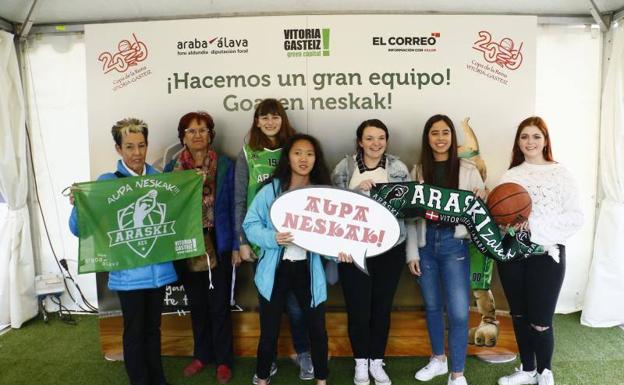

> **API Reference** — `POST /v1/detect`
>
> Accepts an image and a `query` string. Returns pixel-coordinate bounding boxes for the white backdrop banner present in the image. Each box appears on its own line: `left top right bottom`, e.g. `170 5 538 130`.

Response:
85 15 536 184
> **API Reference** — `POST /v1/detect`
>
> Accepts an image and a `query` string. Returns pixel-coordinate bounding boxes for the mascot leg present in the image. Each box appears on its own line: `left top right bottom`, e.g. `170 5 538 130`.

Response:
468 243 499 347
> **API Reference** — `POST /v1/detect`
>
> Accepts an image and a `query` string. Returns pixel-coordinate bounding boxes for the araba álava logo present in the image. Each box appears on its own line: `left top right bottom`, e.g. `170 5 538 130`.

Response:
107 190 176 258
270 187 400 273
176 36 249 56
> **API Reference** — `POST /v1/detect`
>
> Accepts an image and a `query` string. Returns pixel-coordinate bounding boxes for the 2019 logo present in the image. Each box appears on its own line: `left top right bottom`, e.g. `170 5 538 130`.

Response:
98 33 148 74
472 31 523 70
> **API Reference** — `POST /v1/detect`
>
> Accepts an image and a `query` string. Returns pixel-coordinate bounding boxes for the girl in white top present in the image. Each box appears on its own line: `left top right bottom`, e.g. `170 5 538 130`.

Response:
496 116 582 385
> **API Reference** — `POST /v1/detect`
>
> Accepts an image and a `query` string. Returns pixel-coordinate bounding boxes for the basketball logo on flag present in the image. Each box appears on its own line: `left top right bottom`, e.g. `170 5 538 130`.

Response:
107 189 176 258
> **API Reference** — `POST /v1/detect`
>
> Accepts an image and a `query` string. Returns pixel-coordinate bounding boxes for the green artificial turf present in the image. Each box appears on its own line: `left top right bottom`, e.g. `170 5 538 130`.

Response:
1 312 623 385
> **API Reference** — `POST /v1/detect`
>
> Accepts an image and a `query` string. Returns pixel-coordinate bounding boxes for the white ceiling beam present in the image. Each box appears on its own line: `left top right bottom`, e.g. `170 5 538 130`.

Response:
0 17 13 32
26 13 596 35
588 0 611 32
17 0 41 39
614 7 624 22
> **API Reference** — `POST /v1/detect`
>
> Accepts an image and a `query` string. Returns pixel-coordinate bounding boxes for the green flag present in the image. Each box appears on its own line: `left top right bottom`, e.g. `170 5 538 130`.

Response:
371 182 544 262
74 170 205 273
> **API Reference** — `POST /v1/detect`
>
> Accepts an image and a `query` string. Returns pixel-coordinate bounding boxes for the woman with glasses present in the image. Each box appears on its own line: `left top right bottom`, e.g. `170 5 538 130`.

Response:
164 111 238 384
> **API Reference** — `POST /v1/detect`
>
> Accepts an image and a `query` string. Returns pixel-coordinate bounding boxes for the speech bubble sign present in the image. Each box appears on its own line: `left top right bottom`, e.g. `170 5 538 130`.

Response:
269 186 400 273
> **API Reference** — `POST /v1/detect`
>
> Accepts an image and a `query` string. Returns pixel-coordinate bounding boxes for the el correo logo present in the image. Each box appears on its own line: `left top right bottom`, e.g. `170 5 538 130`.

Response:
107 190 176 258
372 32 440 53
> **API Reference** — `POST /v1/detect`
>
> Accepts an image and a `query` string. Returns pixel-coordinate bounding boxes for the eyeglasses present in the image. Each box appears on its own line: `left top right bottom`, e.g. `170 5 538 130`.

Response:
185 128 210 136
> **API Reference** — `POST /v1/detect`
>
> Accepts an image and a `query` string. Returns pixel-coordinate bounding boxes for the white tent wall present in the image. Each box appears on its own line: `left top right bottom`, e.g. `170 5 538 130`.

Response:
23 33 96 311
535 25 602 313
23 21 601 314
582 20 624 327
0 30 38 329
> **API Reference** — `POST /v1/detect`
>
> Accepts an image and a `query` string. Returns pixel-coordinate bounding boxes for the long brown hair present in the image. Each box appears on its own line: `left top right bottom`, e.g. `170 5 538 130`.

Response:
248 98 296 150
509 116 554 168
420 114 459 189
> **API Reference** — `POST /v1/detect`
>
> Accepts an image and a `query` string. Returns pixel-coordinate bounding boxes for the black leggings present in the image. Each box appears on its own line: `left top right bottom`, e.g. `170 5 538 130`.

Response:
178 259 234 367
497 246 566 373
256 260 328 380
117 287 167 385
338 243 405 359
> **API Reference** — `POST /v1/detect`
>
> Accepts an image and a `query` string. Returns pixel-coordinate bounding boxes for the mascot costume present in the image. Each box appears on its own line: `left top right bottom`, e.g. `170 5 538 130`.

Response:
458 118 499 347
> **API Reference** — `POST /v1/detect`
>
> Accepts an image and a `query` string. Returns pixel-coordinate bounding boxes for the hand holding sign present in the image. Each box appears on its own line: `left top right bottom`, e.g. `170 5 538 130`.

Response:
269 186 401 273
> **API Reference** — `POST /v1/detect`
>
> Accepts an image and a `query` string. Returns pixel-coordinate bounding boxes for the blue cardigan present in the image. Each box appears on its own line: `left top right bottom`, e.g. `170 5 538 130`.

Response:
243 179 328 307
163 154 239 257
69 160 177 291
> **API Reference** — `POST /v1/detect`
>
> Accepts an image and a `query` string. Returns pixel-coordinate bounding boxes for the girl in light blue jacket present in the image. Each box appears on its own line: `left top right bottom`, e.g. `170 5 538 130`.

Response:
243 133 332 385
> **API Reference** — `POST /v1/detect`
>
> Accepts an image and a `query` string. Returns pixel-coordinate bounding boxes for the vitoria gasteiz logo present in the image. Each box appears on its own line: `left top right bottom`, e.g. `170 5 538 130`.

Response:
283 28 330 57
98 33 148 74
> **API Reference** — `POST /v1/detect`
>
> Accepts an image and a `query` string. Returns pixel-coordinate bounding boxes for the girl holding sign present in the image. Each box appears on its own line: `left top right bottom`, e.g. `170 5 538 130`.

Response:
496 117 582 385
408 114 485 385
332 119 417 385
243 133 332 385
234 99 315 383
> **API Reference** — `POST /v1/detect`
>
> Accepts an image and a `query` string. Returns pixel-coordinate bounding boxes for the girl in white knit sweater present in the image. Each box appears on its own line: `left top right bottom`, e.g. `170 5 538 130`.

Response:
496 117 582 385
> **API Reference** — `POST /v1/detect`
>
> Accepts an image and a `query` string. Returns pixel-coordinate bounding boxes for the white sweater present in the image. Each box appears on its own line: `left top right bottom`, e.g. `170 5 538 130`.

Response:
499 162 583 256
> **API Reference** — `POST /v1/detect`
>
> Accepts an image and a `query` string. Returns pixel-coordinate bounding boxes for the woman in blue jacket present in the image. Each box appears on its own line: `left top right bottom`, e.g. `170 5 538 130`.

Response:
69 118 177 385
163 111 238 384
243 133 332 385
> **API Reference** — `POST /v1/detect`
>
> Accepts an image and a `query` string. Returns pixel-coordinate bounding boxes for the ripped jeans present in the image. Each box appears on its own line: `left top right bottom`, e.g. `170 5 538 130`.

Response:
418 224 470 373
496 246 566 373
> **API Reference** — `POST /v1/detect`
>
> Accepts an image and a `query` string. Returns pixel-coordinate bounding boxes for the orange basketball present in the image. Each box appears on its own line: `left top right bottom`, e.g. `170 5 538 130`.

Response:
487 183 532 226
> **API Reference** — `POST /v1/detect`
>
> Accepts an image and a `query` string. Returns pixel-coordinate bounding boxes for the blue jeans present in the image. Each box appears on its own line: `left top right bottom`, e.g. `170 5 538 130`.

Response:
418 224 470 373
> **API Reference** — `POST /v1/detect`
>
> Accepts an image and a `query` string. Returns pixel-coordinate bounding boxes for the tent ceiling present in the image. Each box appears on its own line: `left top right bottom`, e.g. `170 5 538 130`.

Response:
1 0 623 25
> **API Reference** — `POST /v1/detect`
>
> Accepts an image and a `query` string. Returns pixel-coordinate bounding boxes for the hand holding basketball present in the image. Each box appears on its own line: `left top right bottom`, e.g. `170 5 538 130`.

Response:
487 183 532 226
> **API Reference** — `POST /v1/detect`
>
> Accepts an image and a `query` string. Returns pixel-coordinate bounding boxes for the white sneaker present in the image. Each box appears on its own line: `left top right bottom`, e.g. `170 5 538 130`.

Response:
537 369 554 385
447 374 468 385
498 365 538 385
369 359 391 385
354 358 370 385
415 356 448 381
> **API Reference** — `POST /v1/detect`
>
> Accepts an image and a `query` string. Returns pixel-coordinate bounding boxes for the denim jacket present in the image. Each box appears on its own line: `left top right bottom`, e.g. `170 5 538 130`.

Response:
331 153 418 258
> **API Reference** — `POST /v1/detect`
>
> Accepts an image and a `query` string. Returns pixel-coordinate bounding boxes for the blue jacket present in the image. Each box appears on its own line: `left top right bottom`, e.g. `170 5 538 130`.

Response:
163 154 238 257
69 160 178 291
243 180 328 307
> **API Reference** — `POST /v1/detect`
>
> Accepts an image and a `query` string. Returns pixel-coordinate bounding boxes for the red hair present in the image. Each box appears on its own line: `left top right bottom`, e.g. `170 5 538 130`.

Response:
177 111 215 145
509 116 554 168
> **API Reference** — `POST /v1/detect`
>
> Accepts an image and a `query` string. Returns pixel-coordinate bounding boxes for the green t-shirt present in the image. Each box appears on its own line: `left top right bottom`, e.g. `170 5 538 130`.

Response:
243 144 282 206
243 144 282 255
